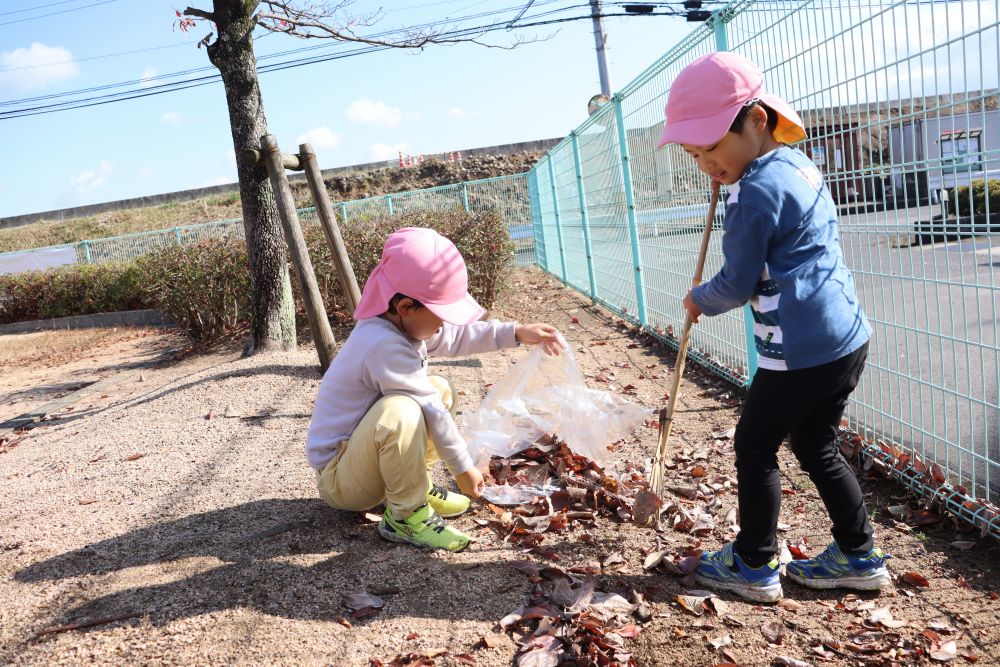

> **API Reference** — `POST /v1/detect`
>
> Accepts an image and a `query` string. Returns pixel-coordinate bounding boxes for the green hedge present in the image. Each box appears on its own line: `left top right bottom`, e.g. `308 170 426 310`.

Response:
0 263 145 324
955 179 1000 218
0 209 515 341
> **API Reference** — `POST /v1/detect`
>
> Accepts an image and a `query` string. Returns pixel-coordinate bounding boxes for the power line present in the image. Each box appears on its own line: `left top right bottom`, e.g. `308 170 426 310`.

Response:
0 1 588 106
0 6 599 120
0 0 95 17
0 0 118 26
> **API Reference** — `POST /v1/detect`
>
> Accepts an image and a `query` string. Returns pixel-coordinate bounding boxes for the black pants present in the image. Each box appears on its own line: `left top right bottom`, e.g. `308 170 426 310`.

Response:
734 342 873 567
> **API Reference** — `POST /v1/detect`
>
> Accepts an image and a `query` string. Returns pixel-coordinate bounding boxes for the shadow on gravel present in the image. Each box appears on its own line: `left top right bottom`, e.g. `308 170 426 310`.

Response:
16 498 527 627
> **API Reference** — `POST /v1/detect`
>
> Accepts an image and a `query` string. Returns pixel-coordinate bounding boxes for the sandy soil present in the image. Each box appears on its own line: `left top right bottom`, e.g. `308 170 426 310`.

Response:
0 328 187 425
1 267 997 666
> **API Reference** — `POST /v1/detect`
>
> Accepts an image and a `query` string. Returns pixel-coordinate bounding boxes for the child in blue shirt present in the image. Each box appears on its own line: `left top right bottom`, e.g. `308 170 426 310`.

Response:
658 52 889 602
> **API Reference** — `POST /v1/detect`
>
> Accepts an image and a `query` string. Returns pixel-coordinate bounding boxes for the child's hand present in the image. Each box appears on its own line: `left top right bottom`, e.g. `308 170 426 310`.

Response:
683 291 702 324
455 467 484 498
515 323 564 356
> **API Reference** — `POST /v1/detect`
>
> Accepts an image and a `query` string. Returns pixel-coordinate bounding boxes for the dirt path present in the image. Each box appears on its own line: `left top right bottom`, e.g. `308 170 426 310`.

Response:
1 267 997 666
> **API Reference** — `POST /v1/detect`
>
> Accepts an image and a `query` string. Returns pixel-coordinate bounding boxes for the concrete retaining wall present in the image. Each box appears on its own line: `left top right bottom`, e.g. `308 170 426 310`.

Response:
0 138 561 230
0 310 175 335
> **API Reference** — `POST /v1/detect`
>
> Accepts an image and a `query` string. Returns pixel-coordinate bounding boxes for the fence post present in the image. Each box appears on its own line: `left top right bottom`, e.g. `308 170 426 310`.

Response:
299 142 363 313
260 134 336 372
712 8 728 50
545 156 569 283
173 227 181 244
570 131 598 301
528 168 547 271
711 7 757 383
386 195 394 216
339 202 348 224
81 240 92 264
613 95 648 326
461 182 470 211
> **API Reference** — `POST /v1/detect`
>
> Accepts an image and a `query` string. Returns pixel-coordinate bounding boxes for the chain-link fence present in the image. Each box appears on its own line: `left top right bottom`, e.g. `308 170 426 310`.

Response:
529 0 999 537
0 172 534 275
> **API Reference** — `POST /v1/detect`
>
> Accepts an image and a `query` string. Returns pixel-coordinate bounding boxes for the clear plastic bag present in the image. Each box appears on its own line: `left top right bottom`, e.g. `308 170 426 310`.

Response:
480 484 561 506
463 334 652 468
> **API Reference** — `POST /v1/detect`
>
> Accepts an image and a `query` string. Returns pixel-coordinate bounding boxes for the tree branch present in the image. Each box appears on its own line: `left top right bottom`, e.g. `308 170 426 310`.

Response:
183 6 215 21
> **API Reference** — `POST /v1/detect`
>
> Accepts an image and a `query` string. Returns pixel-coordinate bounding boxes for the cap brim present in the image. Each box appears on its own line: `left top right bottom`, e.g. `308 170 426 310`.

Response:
657 101 744 148
759 92 807 144
425 292 485 326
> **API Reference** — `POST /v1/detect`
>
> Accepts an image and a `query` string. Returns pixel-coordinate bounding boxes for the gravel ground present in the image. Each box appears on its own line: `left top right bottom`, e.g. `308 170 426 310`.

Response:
1 266 997 666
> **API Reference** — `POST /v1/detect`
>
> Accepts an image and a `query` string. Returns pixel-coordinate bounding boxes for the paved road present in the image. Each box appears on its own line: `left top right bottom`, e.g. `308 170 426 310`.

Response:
540 203 1000 502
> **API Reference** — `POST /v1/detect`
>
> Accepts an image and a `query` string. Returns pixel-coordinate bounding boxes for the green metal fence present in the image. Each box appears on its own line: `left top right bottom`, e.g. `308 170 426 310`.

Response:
529 0 999 538
0 172 534 274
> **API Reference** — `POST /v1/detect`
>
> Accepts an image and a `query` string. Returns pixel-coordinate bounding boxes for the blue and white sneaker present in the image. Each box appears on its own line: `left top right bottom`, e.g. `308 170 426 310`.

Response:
694 541 783 603
785 542 891 591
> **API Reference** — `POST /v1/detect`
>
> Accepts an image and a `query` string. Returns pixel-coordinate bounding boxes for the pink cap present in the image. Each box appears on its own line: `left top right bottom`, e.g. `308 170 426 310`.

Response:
354 227 485 325
657 52 806 148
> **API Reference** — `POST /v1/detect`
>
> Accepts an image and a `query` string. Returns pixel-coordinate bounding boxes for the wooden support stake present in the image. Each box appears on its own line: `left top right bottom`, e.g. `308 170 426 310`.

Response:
260 134 336 372
299 143 362 313
650 182 721 498
243 148 303 171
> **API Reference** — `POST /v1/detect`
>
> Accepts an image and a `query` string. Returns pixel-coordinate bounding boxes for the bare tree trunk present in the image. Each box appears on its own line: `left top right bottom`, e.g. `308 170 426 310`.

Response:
207 0 295 354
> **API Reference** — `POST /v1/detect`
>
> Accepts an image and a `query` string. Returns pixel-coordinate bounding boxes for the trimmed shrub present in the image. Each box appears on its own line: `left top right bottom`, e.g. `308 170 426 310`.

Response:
1 208 515 343
0 263 145 324
136 239 251 341
955 179 1000 218
304 208 514 316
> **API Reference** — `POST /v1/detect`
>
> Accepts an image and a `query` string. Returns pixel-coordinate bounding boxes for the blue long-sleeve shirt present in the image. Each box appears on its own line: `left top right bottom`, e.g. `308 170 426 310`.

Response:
690 146 871 371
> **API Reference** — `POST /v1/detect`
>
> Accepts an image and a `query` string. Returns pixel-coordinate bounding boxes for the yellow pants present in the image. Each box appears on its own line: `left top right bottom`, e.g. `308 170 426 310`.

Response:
317 375 455 520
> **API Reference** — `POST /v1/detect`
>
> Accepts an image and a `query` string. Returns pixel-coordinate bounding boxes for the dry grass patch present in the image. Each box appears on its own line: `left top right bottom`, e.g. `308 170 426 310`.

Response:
0 327 161 368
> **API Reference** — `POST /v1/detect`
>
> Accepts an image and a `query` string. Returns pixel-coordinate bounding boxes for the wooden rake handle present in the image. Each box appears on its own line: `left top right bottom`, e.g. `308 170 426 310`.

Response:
650 181 721 498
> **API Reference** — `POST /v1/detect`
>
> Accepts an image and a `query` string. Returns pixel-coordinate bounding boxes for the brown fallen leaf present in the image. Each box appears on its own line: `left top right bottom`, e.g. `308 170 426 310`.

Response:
929 640 958 662
78 498 97 505
771 658 811 667
350 606 379 619
632 490 663 526
614 624 641 638
479 635 500 649
343 592 385 611
900 571 931 588
405 632 419 640
334 616 352 628
124 453 143 462
761 621 787 645
777 599 803 612
676 594 708 616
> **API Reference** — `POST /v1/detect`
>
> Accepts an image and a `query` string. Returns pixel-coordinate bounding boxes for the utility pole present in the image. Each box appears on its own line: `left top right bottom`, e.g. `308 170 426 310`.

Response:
590 0 612 98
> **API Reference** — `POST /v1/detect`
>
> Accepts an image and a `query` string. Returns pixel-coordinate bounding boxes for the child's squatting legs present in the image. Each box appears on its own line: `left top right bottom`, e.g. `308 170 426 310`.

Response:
316 375 472 551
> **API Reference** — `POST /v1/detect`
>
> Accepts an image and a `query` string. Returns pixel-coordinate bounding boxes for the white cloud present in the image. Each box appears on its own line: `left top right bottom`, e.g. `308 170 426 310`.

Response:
296 126 342 150
369 143 411 161
448 107 479 120
345 98 404 128
139 66 157 88
0 43 79 91
161 111 182 125
70 160 114 194
137 167 154 177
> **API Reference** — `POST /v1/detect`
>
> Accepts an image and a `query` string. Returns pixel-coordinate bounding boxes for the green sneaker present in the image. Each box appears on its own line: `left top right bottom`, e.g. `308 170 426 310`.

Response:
426 476 472 518
377 504 471 552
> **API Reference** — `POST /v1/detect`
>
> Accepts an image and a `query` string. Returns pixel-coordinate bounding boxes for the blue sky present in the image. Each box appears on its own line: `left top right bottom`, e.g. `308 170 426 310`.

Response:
2 1 995 220
0 0 695 218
